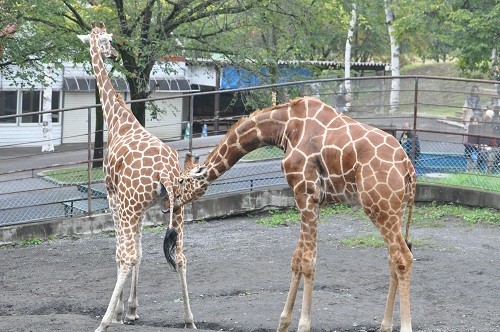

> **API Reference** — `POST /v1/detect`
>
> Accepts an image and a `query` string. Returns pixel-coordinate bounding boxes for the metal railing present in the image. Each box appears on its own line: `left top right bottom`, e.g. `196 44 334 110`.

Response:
1 75 499 227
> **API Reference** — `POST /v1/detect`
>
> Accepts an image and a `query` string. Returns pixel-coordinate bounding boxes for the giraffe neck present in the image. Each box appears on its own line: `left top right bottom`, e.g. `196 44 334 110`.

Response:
204 105 288 182
89 36 122 130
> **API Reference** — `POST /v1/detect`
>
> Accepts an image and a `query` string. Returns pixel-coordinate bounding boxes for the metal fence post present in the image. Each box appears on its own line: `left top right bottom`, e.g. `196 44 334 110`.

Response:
412 77 419 163
87 106 93 215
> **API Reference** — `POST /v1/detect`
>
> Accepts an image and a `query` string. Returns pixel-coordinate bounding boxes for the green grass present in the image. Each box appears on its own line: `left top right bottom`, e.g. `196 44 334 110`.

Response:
42 166 105 184
412 202 499 226
341 234 386 248
241 146 284 161
258 202 498 229
257 204 358 227
419 173 500 193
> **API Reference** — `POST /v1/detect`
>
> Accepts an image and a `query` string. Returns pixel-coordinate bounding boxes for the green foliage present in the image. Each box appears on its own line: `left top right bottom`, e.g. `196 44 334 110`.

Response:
341 234 386 248
241 146 284 161
257 208 299 227
42 166 105 185
412 202 499 226
17 236 42 247
419 173 500 193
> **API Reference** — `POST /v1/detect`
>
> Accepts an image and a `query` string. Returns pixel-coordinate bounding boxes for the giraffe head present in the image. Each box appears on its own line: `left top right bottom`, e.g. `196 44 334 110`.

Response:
77 22 118 58
174 153 211 207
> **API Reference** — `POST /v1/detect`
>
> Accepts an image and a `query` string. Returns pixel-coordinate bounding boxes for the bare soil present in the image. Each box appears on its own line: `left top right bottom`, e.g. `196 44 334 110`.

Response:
0 211 499 332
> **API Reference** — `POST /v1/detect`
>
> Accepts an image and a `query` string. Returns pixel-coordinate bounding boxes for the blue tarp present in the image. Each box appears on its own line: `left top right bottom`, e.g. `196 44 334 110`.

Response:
220 66 312 89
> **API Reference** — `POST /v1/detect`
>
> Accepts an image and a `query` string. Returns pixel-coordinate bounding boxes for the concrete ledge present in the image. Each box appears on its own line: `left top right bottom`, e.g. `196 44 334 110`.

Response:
0 184 498 245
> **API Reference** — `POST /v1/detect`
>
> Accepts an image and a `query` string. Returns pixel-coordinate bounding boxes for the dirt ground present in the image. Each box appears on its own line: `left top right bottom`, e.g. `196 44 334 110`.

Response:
0 211 499 332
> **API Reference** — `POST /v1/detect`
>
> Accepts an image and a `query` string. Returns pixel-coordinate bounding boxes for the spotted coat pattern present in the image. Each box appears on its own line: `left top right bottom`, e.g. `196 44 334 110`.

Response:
179 97 416 332
81 23 195 332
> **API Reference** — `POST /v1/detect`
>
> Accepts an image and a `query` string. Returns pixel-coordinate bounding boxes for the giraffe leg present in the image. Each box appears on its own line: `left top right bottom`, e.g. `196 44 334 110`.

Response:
170 205 196 329
95 264 131 332
380 259 398 332
278 190 319 332
278 253 301 332
381 235 413 332
126 265 140 321
111 267 124 323
127 219 143 321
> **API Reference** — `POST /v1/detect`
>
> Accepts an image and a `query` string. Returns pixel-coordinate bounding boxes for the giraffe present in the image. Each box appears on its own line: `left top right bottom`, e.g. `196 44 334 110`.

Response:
77 23 196 332
172 96 416 332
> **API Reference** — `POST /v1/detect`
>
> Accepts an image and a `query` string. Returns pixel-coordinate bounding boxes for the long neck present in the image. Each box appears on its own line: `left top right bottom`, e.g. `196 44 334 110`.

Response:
204 106 288 182
89 37 118 127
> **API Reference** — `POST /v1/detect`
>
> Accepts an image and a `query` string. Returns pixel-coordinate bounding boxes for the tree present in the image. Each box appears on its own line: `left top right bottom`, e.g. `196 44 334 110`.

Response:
0 0 261 125
384 0 400 113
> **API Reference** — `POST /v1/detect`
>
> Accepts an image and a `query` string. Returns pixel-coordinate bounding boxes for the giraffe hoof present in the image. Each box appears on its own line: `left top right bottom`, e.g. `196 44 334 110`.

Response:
125 313 139 321
184 322 197 329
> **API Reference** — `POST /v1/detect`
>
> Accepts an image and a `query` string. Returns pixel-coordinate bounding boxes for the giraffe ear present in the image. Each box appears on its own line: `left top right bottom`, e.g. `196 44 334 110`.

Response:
190 165 208 179
77 35 90 43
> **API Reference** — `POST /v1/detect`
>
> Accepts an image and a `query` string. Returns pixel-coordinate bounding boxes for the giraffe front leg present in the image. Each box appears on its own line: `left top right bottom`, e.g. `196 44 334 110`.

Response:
297 247 316 332
277 265 301 332
95 265 131 332
170 205 196 329
176 251 196 328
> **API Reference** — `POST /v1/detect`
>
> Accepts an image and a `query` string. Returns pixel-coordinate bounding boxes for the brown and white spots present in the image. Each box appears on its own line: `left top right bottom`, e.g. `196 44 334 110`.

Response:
177 96 416 332
78 22 195 332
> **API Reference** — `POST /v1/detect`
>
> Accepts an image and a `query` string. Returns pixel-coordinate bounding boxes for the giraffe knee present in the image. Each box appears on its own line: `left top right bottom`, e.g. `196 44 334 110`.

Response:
391 250 413 275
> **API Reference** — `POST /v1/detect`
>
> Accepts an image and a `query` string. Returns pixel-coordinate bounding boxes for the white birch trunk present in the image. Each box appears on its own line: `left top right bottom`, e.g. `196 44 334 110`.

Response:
344 3 357 112
384 0 400 114
41 64 54 152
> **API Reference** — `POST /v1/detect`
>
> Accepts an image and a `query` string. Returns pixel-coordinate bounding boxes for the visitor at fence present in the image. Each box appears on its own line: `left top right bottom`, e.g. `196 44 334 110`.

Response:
398 122 421 162
481 110 499 173
334 82 350 113
462 85 482 129
463 117 481 171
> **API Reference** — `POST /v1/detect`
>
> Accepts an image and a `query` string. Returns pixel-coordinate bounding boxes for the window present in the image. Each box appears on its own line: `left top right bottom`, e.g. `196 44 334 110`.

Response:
0 91 18 123
21 91 41 123
0 91 61 124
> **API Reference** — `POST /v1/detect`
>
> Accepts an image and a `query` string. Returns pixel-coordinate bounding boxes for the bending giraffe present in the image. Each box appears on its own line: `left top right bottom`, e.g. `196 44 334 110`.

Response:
77 23 195 332
171 97 416 332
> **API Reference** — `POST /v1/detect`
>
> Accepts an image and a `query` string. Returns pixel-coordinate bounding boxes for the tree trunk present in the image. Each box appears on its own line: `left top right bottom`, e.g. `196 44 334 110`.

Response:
344 2 357 112
384 0 400 114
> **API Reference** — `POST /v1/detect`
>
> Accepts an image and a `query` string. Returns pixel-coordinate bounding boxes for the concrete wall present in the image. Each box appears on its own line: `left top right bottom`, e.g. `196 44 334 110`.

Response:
0 184 498 245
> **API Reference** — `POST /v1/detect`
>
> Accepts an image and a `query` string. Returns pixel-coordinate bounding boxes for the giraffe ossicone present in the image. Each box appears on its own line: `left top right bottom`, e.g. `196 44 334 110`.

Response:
176 97 416 332
78 23 196 332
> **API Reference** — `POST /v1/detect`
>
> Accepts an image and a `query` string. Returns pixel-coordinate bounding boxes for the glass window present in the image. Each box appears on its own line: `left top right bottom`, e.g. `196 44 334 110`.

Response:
50 91 60 123
0 91 17 123
21 91 41 123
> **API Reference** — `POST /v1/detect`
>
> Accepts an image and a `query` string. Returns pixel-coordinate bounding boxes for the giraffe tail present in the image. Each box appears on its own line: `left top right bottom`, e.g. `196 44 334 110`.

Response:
404 161 417 252
160 180 178 270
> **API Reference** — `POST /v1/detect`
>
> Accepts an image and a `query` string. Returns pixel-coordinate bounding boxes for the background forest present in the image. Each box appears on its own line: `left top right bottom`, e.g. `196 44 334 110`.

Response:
1 0 499 123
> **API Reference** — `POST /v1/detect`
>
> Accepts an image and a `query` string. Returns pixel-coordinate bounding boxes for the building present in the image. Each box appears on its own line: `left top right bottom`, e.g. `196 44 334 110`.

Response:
0 60 209 147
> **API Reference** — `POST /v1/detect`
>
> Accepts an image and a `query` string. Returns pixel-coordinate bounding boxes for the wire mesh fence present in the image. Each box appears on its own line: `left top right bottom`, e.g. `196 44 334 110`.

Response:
1 76 499 228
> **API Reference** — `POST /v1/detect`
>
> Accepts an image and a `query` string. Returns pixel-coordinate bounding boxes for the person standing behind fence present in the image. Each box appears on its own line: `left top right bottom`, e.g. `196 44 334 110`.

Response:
480 109 499 172
399 122 421 162
463 116 481 171
334 82 350 113
462 85 482 129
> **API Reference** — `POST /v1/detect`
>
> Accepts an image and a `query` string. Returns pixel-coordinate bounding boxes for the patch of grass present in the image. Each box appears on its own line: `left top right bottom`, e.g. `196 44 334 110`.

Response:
257 204 361 227
341 234 386 248
241 146 284 161
143 225 165 234
17 236 42 247
412 202 499 226
419 173 500 193
42 166 105 184
257 208 299 227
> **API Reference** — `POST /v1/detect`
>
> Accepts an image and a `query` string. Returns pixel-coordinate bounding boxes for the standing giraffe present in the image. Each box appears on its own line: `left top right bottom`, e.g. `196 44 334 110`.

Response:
172 97 416 332
77 23 196 332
